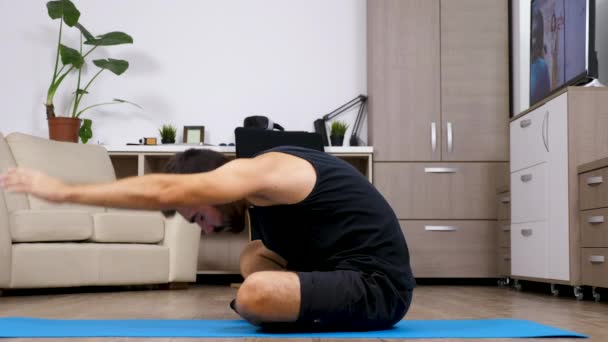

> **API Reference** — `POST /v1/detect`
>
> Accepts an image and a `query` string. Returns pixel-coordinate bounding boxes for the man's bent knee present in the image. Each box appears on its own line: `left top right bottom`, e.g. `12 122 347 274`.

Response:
235 271 300 325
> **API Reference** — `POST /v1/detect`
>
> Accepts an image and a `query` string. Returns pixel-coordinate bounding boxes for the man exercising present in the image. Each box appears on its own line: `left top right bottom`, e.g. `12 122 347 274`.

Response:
0 146 415 331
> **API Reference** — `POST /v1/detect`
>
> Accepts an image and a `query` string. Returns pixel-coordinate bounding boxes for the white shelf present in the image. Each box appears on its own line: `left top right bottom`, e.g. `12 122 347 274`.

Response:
103 145 373 155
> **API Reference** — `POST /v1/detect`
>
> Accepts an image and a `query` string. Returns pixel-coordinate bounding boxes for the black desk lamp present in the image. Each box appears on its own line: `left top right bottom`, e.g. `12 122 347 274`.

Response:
314 95 368 146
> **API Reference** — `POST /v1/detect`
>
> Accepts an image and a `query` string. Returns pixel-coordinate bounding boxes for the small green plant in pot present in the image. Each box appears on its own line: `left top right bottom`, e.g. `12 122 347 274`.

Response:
159 124 177 144
330 120 349 146
45 0 138 143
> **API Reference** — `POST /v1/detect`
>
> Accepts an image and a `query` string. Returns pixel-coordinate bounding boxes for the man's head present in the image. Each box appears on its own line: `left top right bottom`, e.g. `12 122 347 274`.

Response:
162 149 247 234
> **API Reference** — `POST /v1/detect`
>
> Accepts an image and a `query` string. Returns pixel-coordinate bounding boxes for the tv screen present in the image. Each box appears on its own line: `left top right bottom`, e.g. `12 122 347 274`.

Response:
530 0 588 105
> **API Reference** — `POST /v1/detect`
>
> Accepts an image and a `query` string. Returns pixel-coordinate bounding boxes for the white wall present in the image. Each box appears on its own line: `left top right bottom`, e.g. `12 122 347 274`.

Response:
512 0 531 115
0 0 367 146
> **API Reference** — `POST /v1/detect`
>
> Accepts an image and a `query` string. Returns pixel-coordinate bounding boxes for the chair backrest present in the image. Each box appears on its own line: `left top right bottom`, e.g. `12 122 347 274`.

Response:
234 127 324 158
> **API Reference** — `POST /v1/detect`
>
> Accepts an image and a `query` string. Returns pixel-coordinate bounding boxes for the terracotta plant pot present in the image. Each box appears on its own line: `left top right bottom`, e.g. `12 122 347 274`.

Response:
330 135 344 146
48 117 82 143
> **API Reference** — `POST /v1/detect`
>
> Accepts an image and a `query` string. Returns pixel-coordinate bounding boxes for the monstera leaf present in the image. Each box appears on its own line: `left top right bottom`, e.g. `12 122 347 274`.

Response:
79 119 93 144
85 32 133 46
74 23 95 41
47 0 80 27
59 44 84 68
93 59 129 75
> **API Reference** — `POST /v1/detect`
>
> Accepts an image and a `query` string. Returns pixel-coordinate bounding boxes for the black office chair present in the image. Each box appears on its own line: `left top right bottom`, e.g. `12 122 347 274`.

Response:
234 127 325 240
234 127 324 158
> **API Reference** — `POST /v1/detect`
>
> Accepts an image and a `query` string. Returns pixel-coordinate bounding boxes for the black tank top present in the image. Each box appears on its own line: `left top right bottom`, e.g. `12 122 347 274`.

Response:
249 146 416 291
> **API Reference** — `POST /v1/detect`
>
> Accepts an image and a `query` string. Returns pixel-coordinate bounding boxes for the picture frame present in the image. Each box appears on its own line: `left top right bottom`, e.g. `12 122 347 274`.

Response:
183 126 205 144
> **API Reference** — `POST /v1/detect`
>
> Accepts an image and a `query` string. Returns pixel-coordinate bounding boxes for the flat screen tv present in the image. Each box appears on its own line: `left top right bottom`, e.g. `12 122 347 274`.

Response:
529 0 607 106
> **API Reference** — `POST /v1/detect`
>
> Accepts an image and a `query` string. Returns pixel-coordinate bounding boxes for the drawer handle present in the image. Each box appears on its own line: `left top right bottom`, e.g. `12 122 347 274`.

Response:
587 216 605 224
431 122 437 153
447 122 454 153
521 174 533 182
587 176 603 185
424 167 458 174
521 228 533 237
500 196 511 204
520 119 532 128
425 225 459 232
502 225 511 232
503 255 511 261
589 255 605 264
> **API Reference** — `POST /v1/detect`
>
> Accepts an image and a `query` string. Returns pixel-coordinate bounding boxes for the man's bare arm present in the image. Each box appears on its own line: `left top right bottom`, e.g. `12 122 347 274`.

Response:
0 151 316 210
0 158 271 210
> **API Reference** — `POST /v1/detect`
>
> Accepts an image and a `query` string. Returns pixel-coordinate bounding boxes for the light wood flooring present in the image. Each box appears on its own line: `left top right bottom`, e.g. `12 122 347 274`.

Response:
1 284 607 341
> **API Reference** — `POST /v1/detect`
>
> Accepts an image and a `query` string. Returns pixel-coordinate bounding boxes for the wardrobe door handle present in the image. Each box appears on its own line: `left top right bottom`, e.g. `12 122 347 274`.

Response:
425 167 458 173
447 122 453 153
501 225 511 232
541 111 549 152
521 229 533 237
587 176 603 185
589 255 605 264
521 174 533 182
431 122 437 153
520 119 532 128
587 216 605 224
500 196 510 204
544 111 549 152
425 225 459 232
503 255 511 261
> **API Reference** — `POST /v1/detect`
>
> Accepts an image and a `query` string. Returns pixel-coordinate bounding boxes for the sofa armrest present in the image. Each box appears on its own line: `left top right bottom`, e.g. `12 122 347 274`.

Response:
162 215 200 282
0 191 12 287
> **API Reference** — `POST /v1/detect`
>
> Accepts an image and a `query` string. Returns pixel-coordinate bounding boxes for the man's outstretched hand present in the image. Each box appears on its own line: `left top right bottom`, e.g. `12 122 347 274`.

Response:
0 168 68 203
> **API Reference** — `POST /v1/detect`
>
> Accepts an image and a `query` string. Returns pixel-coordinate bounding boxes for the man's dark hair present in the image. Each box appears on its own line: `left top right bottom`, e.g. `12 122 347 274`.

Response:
164 149 229 175
161 149 247 233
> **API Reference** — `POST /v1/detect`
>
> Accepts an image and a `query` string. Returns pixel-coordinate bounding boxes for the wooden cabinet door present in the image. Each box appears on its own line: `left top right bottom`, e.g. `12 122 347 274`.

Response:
440 0 509 161
368 0 441 161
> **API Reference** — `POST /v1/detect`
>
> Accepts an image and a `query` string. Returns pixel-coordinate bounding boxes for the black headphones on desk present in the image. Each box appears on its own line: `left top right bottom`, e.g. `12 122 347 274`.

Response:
243 116 285 131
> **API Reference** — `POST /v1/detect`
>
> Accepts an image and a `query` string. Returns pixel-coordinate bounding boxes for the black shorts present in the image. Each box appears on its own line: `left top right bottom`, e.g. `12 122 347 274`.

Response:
293 269 413 331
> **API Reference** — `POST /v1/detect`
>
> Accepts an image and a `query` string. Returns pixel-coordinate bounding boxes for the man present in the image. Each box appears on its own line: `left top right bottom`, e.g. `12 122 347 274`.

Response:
530 7 551 104
0 146 415 331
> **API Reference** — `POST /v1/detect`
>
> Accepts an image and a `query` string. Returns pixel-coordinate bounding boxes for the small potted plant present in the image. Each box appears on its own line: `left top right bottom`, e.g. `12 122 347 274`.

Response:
159 124 177 144
330 120 349 146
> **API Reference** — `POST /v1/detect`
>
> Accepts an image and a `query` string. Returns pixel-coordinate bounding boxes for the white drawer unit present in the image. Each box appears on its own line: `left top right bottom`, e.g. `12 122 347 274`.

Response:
510 90 571 283
511 221 548 279
511 163 548 224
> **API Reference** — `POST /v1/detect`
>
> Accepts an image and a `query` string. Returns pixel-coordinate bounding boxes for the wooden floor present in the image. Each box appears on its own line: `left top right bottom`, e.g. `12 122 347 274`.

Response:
1 284 607 341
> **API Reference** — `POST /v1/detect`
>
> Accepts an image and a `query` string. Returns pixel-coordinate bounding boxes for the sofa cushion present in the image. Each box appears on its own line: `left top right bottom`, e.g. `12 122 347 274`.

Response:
10 210 93 242
11 243 170 288
6 132 115 211
91 211 164 243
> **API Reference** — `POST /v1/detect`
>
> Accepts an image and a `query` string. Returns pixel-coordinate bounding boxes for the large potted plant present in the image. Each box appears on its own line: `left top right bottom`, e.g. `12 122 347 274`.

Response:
45 0 136 143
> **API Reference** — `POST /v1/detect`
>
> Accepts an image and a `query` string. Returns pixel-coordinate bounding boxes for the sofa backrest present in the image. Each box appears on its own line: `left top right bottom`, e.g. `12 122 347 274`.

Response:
0 132 29 212
6 132 117 211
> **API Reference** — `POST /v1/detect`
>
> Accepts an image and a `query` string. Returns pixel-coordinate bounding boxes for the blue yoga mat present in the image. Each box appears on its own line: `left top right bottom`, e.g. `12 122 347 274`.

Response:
0 317 587 339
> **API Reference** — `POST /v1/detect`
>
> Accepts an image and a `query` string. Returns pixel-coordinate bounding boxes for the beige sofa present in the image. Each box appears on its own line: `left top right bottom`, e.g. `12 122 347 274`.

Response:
0 132 200 291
